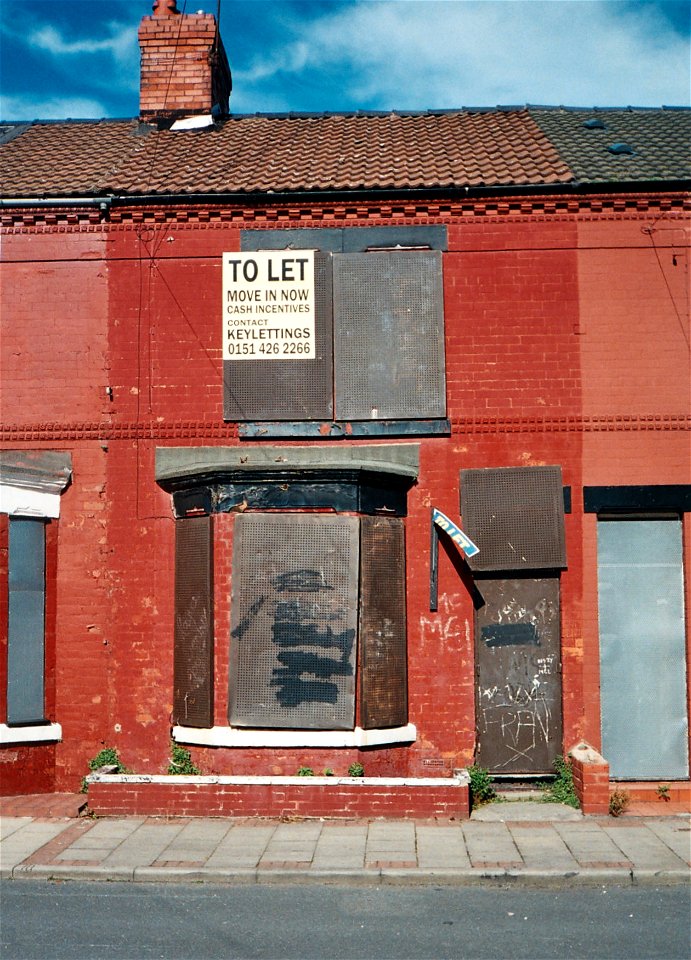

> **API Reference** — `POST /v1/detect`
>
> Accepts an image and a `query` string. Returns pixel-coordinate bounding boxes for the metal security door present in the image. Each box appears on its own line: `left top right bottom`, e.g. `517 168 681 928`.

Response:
598 518 689 779
475 578 562 774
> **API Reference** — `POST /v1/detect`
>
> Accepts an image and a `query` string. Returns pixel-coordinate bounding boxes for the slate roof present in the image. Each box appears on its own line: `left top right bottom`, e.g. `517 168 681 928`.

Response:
0 107 688 199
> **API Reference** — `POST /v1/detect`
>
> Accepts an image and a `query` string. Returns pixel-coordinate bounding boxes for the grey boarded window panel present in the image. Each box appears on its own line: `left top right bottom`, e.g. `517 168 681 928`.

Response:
7 518 46 725
359 516 407 729
173 516 214 728
598 518 689 779
460 466 567 572
223 252 333 421
229 513 359 730
333 251 446 420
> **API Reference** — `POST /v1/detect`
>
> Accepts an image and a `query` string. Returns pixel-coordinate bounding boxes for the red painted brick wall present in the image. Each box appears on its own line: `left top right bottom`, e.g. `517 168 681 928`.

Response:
1 201 689 798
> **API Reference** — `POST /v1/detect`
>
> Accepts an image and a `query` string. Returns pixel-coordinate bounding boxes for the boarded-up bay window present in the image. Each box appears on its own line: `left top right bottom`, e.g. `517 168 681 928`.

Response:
173 512 407 731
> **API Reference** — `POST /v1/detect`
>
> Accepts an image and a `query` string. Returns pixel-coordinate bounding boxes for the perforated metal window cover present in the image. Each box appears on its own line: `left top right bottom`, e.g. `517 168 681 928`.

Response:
229 513 359 730
460 466 567 571
333 250 446 421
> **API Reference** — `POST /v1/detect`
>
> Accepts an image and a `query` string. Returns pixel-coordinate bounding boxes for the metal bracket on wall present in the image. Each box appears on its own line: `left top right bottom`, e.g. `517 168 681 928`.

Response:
430 507 439 612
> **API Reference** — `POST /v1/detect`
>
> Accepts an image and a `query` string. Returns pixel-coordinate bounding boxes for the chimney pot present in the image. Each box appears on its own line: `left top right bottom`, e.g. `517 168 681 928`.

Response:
152 0 180 16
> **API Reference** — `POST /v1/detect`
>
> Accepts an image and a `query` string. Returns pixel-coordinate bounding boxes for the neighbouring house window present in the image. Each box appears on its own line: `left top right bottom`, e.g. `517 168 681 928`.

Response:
0 450 70 743
223 228 446 424
7 518 47 725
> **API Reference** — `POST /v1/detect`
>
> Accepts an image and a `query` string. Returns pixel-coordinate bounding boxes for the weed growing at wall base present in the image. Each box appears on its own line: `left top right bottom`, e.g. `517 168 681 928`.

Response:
467 765 497 807
168 743 201 775
609 788 631 817
81 746 129 793
542 755 580 808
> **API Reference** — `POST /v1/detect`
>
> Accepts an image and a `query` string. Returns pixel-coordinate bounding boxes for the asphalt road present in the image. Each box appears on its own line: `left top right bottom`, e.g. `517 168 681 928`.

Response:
1 881 689 960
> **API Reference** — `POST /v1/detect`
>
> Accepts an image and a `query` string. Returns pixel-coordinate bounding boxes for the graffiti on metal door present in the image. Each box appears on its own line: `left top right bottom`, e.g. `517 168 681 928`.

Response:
475 579 562 774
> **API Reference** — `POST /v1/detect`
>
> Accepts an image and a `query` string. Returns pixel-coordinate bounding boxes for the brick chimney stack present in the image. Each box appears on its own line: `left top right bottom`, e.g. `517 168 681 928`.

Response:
139 0 231 121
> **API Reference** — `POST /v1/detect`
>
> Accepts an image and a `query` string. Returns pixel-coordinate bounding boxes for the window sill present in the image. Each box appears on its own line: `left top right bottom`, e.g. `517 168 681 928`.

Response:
238 420 451 439
0 722 62 745
173 723 416 749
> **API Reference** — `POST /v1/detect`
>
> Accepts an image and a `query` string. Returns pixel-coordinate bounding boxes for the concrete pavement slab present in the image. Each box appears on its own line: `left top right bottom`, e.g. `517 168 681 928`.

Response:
0 820 74 875
312 825 367 869
552 821 632 867
471 801 582 822
602 823 689 871
644 819 691 864
50 818 145 862
462 821 522 867
365 820 417 863
416 825 471 869
0 817 32 840
156 819 232 861
100 821 186 868
205 825 274 868
507 825 579 871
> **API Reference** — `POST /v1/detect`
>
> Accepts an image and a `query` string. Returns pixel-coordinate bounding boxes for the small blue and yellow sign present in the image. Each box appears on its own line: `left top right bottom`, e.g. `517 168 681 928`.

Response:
432 508 480 558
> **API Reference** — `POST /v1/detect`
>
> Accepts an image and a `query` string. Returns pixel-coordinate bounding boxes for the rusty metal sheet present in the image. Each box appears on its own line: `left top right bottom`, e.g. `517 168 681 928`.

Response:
173 516 214 728
333 250 446 420
223 252 333 421
229 514 359 729
460 466 567 571
359 516 407 729
475 578 562 774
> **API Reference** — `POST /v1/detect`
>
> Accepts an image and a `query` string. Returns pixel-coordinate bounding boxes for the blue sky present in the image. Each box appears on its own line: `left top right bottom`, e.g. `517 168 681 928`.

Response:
1 0 689 120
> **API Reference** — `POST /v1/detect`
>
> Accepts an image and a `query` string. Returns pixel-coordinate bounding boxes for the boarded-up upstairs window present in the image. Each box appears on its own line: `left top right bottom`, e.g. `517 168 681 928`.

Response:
459 466 567 572
227 513 407 731
223 249 445 422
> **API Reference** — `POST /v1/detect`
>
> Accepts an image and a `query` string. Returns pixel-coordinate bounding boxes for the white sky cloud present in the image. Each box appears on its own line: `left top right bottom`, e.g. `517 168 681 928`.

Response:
0 94 110 121
1 0 688 120
232 0 691 110
28 21 138 64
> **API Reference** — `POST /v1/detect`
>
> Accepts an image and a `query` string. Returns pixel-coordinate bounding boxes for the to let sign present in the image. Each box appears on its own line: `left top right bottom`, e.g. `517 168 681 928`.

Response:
222 251 316 360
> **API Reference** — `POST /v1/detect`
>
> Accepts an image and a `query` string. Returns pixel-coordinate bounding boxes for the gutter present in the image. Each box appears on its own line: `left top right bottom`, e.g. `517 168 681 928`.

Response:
102 180 690 205
1 179 688 209
0 197 112 210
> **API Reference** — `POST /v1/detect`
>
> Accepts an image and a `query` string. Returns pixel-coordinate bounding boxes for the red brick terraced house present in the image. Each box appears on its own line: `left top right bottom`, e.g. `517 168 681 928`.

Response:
1 0 689 818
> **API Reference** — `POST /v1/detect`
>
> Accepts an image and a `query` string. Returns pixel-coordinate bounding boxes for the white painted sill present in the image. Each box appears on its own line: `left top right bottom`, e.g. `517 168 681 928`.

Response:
86 771 468 788
0 722 62 745
172 723 417 749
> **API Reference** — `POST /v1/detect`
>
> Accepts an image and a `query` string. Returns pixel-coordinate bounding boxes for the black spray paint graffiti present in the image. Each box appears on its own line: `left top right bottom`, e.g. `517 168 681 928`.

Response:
270 570 354 708
231 568 354 709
